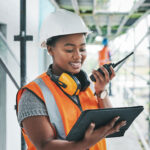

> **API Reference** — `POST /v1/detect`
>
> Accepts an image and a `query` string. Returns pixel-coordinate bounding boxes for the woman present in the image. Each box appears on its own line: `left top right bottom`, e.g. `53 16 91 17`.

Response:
16 9 126 150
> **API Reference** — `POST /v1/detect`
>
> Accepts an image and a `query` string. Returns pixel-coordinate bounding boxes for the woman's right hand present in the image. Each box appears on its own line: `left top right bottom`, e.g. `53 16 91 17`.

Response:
82 116 126 149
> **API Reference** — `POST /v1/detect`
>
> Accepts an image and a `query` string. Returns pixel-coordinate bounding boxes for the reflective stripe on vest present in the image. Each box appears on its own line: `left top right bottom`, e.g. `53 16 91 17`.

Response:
34 78 66 139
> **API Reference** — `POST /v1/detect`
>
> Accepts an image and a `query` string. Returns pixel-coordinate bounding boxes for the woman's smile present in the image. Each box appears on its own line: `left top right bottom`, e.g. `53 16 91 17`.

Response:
69 62 81 69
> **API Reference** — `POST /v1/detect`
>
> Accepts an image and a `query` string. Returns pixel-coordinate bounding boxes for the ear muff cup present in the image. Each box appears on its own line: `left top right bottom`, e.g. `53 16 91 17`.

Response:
74 70 90 91
58 73 81 96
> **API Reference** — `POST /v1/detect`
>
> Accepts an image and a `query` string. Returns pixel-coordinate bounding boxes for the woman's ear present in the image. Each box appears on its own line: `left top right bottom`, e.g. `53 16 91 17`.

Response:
47 45 53 56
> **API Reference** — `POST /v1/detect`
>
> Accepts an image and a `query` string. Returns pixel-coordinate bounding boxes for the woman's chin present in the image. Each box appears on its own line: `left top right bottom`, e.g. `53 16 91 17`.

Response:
70 69 81 75
66 65 82 74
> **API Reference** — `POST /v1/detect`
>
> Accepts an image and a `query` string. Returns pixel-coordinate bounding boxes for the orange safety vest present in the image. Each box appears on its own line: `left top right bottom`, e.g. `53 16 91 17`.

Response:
16 72 106 150
98 46 110 66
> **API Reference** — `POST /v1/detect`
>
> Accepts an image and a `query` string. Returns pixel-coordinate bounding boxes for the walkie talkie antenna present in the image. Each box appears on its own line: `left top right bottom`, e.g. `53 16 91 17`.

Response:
90 51 134 81
113 51 134 68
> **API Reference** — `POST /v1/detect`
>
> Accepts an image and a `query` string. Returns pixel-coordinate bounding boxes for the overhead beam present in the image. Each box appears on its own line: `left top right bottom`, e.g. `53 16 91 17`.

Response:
93 15 102 35
80 12 128 17
110 10 150 41
92 0 102 35
95 12 128 16
93 0 97 14
116 0 145 36
71 0 80 15
132 10 150 28
107 16 111 37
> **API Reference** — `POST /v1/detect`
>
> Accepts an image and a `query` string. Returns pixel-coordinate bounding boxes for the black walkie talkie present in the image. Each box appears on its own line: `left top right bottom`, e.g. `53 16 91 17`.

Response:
90 51 134 82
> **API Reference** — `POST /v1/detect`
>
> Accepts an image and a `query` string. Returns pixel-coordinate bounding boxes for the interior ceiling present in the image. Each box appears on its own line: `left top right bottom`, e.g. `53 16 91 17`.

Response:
49 0 150 44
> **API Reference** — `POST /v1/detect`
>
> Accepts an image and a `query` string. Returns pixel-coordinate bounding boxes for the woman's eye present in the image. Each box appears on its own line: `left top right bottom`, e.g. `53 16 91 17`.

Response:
65 50 73 53
80 49 86 52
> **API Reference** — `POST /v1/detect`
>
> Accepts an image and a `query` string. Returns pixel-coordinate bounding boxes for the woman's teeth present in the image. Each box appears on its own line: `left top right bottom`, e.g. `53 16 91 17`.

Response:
70 62 81 68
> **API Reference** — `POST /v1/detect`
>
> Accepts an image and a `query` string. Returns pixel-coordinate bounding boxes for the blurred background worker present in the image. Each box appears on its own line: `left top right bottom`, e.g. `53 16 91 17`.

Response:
98 38 111 67
16 9 126 150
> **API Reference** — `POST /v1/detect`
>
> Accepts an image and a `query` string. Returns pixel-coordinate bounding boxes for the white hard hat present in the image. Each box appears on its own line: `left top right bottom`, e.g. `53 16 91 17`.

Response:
39 9 91 48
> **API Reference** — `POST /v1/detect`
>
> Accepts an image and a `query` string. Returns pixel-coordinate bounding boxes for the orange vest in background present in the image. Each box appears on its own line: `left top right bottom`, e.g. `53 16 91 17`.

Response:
16 73 106 150
98 46 110 66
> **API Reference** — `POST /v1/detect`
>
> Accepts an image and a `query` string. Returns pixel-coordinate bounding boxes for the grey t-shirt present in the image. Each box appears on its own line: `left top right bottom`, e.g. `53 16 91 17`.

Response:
18 89 79 127
18 90 49 126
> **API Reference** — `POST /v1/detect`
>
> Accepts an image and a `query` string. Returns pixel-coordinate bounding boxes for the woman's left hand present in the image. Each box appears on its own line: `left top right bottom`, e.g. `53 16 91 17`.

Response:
92 66 115 95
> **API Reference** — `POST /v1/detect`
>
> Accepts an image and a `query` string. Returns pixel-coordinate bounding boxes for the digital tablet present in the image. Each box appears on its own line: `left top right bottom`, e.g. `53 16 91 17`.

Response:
66 106 144 141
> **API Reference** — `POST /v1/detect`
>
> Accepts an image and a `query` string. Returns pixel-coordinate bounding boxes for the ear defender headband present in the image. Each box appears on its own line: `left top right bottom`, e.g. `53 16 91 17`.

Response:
47 65 90 96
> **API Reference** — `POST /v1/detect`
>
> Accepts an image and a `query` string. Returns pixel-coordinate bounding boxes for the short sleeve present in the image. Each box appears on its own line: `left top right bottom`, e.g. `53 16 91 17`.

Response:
18 89 48 127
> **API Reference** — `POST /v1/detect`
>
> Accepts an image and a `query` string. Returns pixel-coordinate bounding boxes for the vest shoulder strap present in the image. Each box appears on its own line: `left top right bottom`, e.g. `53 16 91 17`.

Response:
33 77 66 139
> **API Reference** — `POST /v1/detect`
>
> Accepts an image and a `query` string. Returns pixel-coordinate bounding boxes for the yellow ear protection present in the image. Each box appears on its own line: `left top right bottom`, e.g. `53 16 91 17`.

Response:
47 65 90 96
58 72 81 95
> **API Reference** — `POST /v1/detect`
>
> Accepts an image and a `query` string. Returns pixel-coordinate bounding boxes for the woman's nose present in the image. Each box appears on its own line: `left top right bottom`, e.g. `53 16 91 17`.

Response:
73 49 81 60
